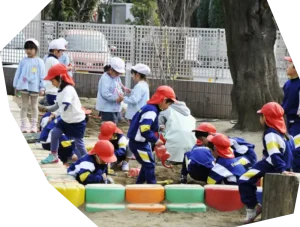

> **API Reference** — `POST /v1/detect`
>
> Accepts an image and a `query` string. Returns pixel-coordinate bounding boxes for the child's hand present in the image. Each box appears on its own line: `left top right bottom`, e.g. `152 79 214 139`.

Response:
39 90 45 96
116 95 124 103
159 125 166 131
124 87 131 93
282 171 295 176
155 139 164 146
48 113 55 122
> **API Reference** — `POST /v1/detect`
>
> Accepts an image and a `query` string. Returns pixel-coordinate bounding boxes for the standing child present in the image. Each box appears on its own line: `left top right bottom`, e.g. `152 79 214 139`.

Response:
238 102 294 224
206 133 252 185
13 38 45 133
41 64 88 164
98 121 130 171
127 86 177 184
281 56 300 172
124 63 150 123
44 39 66 105
57 38 73 77
67 140 115 185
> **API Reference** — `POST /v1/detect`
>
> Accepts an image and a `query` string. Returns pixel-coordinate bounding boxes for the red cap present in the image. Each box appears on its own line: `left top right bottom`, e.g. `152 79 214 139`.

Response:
207 133 234 159
193 123 217 134
88 140 117 163
257 102 286 134
44 64 75 86
98 121 123 140
284 56 292 62
147 86 177 105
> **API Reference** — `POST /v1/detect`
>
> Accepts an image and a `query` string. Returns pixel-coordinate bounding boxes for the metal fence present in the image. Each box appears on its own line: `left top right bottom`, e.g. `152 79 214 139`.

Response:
0 20 289 85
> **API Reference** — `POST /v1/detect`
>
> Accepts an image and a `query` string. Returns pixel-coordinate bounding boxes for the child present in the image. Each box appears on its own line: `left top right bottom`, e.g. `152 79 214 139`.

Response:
127 85 177 184
180 144 215 184
96 57 126 124
39 112 77 165
193 123 257 165
13 38 46 133
41 64 88 164
44 39 67 106
281 57 300 172
238 102 294 224
206 133 252 185
124 63 150 123
98 121 130 171
67 140 115 185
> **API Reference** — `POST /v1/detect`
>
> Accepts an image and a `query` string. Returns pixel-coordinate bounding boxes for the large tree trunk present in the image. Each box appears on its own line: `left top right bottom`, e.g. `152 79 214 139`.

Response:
262 173 299 220
223 0 283 131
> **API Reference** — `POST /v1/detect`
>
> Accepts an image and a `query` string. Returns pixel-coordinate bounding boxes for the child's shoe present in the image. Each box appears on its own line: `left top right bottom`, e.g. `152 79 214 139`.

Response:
243 204 262 224
41 153 59 164
180 175 187 184
122 161 129 172
30 119 38 133
21 120 29 133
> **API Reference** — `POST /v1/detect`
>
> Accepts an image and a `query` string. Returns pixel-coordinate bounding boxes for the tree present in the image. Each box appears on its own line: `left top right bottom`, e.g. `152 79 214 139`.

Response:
223 0 282 131
128 0 160 26
97 0 113 23
156 0 201 27
68 0 98 22
208 0 225 28
192 0 210 28
51 0 65 21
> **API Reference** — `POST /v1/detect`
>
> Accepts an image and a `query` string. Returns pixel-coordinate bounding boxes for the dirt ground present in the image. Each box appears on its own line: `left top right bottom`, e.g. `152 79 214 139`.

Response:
15 96 264 227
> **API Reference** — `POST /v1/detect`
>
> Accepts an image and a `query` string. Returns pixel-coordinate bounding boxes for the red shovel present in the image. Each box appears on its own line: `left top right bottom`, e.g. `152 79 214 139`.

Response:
154 145 173 169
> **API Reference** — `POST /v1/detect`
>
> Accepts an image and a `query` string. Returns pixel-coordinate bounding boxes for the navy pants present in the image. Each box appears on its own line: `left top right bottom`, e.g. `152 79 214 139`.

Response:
129 140 156 184
181 152 211 182
238 159 277 209
287 119 300 172
46 94 56 106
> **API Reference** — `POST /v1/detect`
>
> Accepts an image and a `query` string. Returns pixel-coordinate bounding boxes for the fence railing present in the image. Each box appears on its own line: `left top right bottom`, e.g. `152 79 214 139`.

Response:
0 20 289 85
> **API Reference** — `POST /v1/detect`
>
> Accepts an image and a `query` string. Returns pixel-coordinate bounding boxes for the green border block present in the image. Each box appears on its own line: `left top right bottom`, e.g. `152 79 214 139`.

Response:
86 184 125 204
166 203 207 213
165 184 205 203
86 203 126 212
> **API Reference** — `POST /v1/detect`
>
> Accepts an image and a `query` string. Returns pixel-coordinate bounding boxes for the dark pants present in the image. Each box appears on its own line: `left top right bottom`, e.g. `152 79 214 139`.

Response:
181 152 211 182
129 140 156 184
46 94 57 106
287 119 300 172
99 111 120 124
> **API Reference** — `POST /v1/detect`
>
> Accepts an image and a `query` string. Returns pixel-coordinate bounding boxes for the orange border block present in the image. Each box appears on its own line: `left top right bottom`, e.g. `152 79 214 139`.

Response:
127 204 166 213
125 185 165 204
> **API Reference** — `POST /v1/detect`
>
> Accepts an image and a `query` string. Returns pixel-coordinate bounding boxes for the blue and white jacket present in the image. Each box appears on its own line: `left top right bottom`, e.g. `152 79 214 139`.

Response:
110 133 128 161
185 145 215 169
229 137 257 165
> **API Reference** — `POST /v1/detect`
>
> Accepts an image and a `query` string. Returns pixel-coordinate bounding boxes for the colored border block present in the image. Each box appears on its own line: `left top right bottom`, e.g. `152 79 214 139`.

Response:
166 203 207 213
125 185 165 204
204 185 244 212
127 204 166 213
86 184 125 204
51 183 85 207
86 204 126 212
165 184 204 203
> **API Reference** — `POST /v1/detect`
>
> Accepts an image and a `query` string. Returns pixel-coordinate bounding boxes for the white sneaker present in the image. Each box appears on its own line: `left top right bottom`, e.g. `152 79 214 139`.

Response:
122 161 129 172
244 204 262 224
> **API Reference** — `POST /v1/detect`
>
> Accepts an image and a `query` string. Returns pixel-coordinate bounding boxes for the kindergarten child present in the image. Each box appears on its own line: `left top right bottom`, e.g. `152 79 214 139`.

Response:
281 56 300 172
180 143 215 184
67 140 115 185
124 63 150 123
98 121 130 171
206 133 252 185
238 102 294 224
13 38 46 133
41 64 88 164
44 39 67 105
127 85 177 184
192 123 217 146
39 112 77 165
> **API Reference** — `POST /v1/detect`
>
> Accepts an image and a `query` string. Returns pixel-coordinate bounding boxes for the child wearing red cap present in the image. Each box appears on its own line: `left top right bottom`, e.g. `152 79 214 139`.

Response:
67 140 116 185
206 133 251 186
282 56 300 172
127 85 177 184
238 102 294 224
98 121 130 171
193 123 257 165
41 64 88 164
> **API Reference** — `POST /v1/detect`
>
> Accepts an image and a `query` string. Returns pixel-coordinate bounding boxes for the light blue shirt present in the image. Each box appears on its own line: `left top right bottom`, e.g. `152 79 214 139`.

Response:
96 72 124 113
13 57 46 92
124 81 149 120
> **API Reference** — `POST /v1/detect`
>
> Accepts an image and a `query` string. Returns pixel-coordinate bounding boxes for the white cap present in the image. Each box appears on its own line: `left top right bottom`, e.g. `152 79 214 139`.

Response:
132 63 151 76
48 39 67 51
110 57 125 74
58 37 68 46
25 38 39 48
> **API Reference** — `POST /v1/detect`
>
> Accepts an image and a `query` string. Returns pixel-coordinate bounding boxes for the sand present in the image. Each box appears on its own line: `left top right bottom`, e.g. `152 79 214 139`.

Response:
15 97 264 226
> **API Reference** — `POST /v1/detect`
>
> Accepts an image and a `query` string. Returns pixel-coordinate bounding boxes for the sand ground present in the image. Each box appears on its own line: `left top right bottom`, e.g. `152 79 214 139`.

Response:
14 96 264 227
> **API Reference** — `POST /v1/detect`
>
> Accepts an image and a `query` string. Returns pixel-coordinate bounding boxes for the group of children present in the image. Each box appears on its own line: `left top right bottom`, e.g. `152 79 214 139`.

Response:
13 36 300 224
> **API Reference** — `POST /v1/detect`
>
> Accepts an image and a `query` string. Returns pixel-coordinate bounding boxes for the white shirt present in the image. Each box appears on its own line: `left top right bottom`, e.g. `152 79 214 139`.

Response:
54 85 86 123
44 56 59 95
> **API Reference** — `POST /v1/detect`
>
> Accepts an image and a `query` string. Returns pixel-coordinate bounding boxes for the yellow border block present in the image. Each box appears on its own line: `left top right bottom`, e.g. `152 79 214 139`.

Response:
51 183 85 207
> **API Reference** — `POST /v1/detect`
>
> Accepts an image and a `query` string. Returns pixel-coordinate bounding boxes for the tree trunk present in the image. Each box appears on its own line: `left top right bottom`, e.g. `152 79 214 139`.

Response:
262 173 299 220
223 0 283 131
